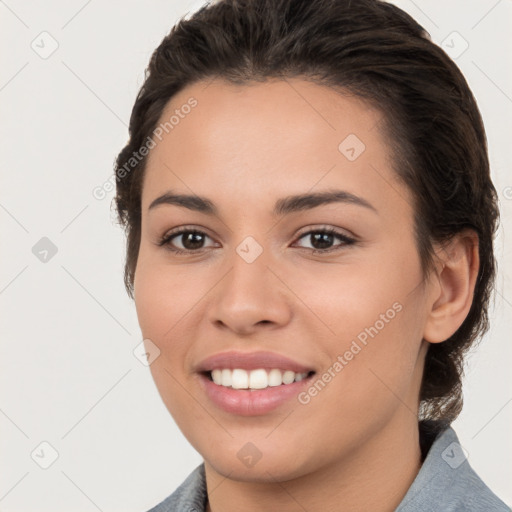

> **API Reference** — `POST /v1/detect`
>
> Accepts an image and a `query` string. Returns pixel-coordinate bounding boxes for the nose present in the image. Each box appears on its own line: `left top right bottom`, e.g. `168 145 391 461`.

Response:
207 247 293 336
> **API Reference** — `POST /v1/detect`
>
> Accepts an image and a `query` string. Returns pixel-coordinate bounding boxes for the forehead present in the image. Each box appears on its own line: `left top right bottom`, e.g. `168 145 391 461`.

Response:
141 78 411 219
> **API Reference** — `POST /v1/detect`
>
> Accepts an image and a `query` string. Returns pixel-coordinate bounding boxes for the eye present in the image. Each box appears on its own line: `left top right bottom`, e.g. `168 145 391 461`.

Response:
293 227 356 254
157 226 356 255
158 227 217 254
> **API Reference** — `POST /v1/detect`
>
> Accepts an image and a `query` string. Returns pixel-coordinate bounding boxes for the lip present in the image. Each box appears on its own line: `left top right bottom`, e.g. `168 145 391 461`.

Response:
194 351 316 416
195 350 315 373
197 372 315 416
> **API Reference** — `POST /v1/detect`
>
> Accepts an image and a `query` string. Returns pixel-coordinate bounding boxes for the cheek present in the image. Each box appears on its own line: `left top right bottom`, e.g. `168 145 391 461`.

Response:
133 254 198 341
284 250 418 340
134 263 200 423
288 246 425 402
133 255 214 408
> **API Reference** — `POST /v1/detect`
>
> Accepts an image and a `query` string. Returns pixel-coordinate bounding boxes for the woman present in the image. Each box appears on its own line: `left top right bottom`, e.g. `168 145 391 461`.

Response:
114 0 509 510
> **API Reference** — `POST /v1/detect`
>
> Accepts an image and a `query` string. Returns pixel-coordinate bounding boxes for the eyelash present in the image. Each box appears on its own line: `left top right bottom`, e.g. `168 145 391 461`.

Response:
157 226 356 255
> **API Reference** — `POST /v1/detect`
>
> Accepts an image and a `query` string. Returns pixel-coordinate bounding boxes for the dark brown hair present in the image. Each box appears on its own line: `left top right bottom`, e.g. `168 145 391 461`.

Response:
114 0 500 423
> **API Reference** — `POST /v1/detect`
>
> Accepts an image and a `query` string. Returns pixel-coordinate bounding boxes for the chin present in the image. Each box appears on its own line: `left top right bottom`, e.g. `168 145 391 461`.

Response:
201 441 316 484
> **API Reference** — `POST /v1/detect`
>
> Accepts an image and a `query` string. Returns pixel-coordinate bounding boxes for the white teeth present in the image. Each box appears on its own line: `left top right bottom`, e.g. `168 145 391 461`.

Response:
211 369 222 385
268 368 282 387
208 369 310 389
231 369 249 389
248 369 268 389
221 368 232 387
282 370 295 385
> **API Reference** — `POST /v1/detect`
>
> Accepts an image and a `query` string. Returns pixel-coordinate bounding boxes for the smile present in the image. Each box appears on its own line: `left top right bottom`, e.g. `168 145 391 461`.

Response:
209 368 313 390
195 350 317 415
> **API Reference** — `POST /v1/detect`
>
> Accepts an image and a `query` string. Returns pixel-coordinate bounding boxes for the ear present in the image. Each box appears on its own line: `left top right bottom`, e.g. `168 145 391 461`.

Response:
423 229 480 343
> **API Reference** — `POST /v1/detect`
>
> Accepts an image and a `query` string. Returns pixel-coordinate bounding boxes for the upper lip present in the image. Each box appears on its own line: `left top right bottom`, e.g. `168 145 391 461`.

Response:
195 351 315 374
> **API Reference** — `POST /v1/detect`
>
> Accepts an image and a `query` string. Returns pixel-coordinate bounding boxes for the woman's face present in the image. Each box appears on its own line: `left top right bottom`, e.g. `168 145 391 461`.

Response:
134 78 433 481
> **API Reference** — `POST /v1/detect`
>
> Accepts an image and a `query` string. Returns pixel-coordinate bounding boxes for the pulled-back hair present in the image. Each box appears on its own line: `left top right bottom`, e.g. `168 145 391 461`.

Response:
114 0 500 423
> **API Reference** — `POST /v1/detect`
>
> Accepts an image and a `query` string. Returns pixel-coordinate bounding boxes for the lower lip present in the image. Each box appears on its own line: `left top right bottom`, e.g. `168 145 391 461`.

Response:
198 373 314 416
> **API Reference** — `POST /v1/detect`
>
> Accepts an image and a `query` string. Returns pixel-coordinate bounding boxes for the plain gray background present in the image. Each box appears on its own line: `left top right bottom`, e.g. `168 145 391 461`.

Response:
1 0 511 510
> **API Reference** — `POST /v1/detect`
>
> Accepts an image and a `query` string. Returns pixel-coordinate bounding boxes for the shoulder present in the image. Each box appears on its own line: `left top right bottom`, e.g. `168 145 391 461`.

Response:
396 425 510 512
145 463 207 512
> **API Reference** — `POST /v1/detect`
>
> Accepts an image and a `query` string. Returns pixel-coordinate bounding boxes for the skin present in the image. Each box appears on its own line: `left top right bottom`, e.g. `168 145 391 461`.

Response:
134 78 479 512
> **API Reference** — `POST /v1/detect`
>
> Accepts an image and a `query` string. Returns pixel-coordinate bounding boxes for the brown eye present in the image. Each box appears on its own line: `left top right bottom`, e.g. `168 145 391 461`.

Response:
294 228 356 254
158 228 216 254
158 226 356 256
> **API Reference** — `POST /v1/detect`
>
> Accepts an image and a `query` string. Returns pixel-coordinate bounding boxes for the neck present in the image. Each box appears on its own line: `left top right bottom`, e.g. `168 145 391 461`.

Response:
204 413 422 512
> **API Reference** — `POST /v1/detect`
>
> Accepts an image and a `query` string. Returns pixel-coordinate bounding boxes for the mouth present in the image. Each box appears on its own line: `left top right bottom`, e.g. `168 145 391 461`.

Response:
202 368 316 391
194 351 317 415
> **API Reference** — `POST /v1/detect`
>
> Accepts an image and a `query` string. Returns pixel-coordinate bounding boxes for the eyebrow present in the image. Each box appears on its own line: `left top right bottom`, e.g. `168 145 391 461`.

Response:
148 189 377 216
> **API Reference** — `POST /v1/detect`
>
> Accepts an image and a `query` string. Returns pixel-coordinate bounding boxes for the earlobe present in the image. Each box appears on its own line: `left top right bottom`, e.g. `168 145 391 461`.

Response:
423 230 480 344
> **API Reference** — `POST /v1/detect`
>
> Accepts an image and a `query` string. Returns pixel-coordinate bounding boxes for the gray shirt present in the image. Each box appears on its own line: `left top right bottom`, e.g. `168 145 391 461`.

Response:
146 425 510 511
